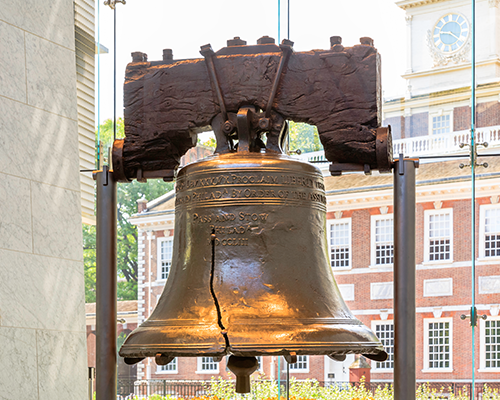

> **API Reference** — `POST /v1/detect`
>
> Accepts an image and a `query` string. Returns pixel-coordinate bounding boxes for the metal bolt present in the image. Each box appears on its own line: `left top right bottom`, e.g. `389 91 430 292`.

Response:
330 36 342 46
258 118 270 130
222 121 234 134
257 36 275 45
360 37 374 46
227 37 247 46
163 49 173 61
131 52 145 62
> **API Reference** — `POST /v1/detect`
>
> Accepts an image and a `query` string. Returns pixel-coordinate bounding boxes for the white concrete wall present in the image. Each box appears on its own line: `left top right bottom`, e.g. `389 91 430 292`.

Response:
0 1 88 398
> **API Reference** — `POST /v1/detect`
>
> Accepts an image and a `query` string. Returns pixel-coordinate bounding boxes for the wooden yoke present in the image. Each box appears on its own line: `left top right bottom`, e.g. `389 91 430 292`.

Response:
113 35 392 182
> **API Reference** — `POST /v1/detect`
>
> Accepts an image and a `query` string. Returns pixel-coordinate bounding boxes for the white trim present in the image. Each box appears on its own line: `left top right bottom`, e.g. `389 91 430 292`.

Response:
423 278 453 297
351 304 495 316
338 284 355 301
283 355 309 373
327 218 352 271
370 282 394 300
424 208 453 264
157 236 173 282
371 320 394 373
326 179 500 212
479 204 500 259
479 315 500 371
196 357 220 374
370 214 394 268
423 317 453 372
479 275 500 294
156 357 178 374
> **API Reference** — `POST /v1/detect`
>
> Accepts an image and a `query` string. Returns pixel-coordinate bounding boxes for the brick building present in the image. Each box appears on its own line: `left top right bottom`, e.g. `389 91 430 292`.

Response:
122 0 500 386
86 301 139 380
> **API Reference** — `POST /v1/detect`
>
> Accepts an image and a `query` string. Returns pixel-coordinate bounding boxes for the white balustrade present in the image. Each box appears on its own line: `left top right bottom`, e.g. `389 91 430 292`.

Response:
291 126 500 166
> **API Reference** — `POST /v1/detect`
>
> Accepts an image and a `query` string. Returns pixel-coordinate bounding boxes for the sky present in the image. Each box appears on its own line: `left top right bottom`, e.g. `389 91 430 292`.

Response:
96 0 407 126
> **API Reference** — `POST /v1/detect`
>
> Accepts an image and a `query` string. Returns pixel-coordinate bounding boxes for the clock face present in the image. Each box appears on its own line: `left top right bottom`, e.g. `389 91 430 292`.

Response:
433 13 469 54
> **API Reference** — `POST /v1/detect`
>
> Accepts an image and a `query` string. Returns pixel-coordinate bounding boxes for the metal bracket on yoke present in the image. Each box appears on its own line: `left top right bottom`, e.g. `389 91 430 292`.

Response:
263 39 294 121
200 44 232 132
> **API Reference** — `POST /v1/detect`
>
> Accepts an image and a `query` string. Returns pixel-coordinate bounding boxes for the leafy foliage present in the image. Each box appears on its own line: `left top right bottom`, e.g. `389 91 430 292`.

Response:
288 122 323 154
83 119 174 302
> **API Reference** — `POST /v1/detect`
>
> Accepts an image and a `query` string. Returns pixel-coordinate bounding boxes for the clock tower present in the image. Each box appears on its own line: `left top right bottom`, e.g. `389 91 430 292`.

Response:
397 0 500 97
383 0 500 146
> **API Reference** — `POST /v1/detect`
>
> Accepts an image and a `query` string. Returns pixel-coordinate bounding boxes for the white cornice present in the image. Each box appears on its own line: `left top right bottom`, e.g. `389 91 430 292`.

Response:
402 59 500 81
383 80 500 113
396 0 448 10
326 175 500 211
129 211 175 229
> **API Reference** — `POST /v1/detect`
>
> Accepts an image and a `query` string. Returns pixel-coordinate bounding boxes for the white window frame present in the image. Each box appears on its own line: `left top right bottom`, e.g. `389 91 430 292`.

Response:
371 320 394 372
429 110 453 136
196 357 220 374
422 317 453 373
256 356 264 372
424 208 453 264
157 237 173 281
283 355 309 373
480 316 500 372
479 204 500 260
156 357 178 374
327 218 352 270
370 214 394 267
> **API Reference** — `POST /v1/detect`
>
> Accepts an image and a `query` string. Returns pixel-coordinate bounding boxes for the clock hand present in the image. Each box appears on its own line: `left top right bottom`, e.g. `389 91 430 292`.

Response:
442 30 460 40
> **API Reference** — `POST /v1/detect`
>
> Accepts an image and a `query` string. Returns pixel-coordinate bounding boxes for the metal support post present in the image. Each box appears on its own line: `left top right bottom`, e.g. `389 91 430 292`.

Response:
394 157 417 400
95 165 117 400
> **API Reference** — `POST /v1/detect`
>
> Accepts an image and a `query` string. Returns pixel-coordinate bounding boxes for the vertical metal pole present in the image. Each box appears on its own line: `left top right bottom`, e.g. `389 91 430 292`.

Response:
470 2 477 398
95 165 117 400
286 362 290 400
394 158 417 400
278 357 281 399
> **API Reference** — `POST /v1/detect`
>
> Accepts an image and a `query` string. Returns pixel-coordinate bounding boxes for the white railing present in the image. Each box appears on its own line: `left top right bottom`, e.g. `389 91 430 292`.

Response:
293 126 500 165
392 126 500 157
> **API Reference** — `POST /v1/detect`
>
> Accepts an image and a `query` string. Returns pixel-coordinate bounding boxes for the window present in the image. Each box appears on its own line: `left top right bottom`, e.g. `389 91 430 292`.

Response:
157 357 177 373
372 321 394 371
285 355 309 372
480 205 500 259
328 219 351 269
424 318 452 371
256 356 263 371
424 209 452 262
371 215 393 266
197 357 219 373
480 317 500 371
432 114 451 135
157 237 173 280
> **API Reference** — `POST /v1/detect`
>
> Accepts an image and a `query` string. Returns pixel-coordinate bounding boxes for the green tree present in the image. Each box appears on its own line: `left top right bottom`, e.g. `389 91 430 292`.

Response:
83 119 173 302
288 122 323 153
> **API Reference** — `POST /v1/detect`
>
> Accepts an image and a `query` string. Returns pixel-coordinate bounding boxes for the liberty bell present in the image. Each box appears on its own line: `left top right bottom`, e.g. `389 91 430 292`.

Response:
116 37 390 393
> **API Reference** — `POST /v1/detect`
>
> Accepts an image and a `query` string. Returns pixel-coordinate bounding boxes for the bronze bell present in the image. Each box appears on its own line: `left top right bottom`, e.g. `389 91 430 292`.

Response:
119 107 388 392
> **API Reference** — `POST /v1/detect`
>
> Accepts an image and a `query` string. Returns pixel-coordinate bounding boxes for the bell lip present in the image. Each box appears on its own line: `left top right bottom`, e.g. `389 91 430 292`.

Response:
119 346 387 360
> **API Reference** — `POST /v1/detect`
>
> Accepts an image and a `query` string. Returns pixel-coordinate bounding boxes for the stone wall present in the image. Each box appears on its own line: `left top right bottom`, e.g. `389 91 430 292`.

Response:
0 1 88 398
